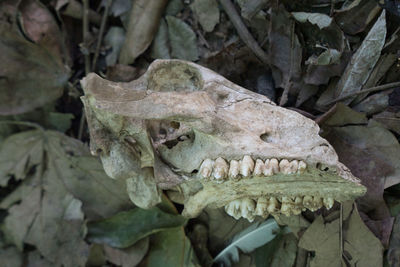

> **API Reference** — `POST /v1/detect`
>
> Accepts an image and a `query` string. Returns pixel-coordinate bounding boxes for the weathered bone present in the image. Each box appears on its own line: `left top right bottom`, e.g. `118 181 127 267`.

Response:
80 59 366 219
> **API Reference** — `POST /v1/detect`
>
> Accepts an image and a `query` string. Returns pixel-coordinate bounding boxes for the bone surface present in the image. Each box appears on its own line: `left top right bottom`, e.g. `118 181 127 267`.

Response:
81 59 366 218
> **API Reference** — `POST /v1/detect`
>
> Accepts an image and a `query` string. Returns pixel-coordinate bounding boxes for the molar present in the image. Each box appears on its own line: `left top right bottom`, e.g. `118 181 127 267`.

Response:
213 157 229 181
228 160 240 179
240 198 256 222
297 161 307 174
279 159 291 174
199 159 214 179
253 159 265 176
303 195 313 210
323 197 334 209
304 196 323 211
281 196 294 216
225 199 242 220
288 160 299 174
255 197 269 217
240 156 254 177
270 158 279 173
267 197 279 213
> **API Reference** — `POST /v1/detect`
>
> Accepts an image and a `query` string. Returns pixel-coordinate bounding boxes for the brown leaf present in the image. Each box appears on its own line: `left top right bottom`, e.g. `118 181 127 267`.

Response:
334 0 381 35
372 109 400 135
19 0 70 65
0 22 69 115
119 0 168 64
268 4 302 105
104 238 149 267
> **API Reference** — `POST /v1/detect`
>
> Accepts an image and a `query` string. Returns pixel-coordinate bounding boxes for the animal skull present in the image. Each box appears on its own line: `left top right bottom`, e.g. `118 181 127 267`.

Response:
81 60 366 221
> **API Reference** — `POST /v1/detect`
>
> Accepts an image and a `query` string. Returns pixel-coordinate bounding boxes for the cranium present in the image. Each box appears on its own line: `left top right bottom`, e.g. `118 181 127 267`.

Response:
81 59 366 221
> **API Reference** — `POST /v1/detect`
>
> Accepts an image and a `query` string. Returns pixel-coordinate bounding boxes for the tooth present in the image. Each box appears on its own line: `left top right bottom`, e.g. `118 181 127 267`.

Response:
281 203 291 216
199 159 214 178
228 160 240 179
255 197 269 217
294 196 303 206
241 198 256 222
288 160 299 174
225 200 242 220
267 197 279 213
213 157 229 181
312 197 323 211
240 156 254 177
303 195 313 210
279 159 290 174
253 159 265 176
263 159 273 176
270 158 279 174
297 161 307 174
323 197 334 210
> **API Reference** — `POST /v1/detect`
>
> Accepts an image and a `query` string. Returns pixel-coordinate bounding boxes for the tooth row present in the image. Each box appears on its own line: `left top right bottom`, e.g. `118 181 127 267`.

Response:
224 196 334 221
199 156 307 181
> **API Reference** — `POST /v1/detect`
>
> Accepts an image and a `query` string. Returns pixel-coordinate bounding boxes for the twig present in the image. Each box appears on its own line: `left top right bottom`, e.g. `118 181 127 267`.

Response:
82 0 91 75
326 81 400 105
92 0 113 71
219 0 269 66
79 0 90 140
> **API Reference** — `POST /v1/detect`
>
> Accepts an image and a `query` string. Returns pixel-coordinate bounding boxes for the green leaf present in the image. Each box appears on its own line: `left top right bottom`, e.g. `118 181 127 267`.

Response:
166 16 199 61
87 207 187 248
150 18 171 59
143 228 198 267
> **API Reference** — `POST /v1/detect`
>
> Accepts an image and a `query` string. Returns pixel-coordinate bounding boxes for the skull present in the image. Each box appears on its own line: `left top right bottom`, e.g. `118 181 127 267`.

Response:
81 60 366 221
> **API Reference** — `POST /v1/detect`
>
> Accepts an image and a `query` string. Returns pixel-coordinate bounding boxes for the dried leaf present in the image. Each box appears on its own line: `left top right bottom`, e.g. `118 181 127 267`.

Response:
19 0 70 65
104 27 125 66
254 233 298 267
87 207 187 248
387 213 400 266
334 10 387 104
0 247 22 267
353 90 392 115
190 0 220 32
268 4 302 90
299 204 383 267
166 16 199 61
103 238 149 267
118 0 168 64
372 110 400 135
0 24 69 115
334 0 381 35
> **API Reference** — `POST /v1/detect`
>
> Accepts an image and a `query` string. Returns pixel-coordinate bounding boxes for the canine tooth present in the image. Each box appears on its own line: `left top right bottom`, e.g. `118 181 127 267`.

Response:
267 197 279 213
213 157 229 181
270 158 279 173
253 159 265 176
323 197 334 210
279 159 291 174
225 200 242 220
288 160 299 174
199 159 214 178
228 160 240 179
240 156 254 177
297 161 307 174
241 198 256 222
255 197 269 217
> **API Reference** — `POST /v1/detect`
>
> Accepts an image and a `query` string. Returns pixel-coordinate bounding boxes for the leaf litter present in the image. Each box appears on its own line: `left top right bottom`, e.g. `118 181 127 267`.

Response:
0 0 400 266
